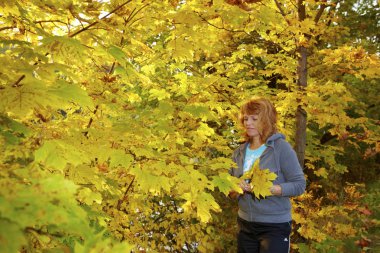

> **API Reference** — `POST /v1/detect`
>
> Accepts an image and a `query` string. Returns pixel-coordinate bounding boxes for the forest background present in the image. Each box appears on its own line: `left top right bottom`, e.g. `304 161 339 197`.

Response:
0 0 379 252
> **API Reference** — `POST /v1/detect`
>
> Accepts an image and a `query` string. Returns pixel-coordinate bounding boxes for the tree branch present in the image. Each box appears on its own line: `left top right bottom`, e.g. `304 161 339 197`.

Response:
210 84 239 109
25 227 63 238
34 20 68 25
117 175 135 210
320 131 337 144
196 13 248 34
11 0 133 87
315 0 342 46
274 0 291 25
125 3 150 26
0 26 16 32
298 0 306 21
109 62 116 74
83 105 99 138
274 0 286 17
12 75 25 87
69 0 133 38
314 0 327 24
128 16 145 28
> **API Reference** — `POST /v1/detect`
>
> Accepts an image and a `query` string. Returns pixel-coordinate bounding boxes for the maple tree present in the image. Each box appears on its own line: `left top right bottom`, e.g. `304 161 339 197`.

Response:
1 0 379 252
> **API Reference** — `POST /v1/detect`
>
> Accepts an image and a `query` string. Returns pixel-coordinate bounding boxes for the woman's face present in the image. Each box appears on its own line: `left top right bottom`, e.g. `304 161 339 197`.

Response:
243 114 261 138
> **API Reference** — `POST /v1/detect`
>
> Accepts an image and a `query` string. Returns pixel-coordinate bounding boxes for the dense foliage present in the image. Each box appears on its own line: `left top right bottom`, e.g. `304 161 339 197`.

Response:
1 0 379 252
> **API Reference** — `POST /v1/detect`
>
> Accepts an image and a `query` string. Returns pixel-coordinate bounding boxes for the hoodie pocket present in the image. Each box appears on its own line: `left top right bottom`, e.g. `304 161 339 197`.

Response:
252 197 291 215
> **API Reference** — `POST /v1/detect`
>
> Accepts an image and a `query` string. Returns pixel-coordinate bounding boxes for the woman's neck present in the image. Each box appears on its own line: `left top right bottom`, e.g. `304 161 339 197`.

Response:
249 137 263 150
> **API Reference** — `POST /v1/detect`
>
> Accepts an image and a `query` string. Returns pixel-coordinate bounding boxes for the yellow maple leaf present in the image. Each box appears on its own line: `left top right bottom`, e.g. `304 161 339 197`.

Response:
182 191 221 223
242 159 277 199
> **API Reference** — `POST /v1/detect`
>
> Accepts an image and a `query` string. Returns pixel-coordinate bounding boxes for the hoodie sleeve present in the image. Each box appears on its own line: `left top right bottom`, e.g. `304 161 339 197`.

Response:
229 147 239 177
278 141 306 197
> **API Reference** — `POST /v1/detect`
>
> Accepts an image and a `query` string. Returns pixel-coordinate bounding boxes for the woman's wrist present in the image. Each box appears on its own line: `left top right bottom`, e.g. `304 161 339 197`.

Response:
270 185 282 196
228 191 240 199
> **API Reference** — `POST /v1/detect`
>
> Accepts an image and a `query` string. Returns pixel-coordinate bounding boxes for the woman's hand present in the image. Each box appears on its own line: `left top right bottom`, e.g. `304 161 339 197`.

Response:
269 185 282 196
239 180 252 192
228 191 240 199
228 180 252 199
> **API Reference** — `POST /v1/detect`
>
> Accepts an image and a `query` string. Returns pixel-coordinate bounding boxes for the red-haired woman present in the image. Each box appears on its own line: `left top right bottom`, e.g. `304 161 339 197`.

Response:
229 97 306 253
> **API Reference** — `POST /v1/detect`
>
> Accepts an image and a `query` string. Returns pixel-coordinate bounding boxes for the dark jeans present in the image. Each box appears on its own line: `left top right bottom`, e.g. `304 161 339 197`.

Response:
237 217 292 253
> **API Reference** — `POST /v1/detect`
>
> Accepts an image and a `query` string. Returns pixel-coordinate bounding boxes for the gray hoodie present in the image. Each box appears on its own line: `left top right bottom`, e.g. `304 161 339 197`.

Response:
231 133 306 223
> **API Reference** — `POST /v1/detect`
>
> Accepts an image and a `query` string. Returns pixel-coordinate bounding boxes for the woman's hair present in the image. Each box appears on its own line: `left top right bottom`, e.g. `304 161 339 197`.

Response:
239 97 278 142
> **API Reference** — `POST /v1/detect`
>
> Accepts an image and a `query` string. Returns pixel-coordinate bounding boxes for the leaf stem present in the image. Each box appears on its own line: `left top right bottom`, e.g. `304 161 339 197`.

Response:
83 105 99 138
117 176 135 210
196 13 249 35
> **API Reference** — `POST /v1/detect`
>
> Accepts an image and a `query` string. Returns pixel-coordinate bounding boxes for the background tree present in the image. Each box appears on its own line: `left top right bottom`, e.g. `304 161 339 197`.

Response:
1 0 379 252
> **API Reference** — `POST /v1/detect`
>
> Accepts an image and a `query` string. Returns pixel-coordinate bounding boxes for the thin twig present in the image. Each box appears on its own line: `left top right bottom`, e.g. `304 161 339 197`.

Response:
0 26 16 32
126 4 150 26
83 105 99 138
25 227 63 238
117 175 135 210
12 75 25 87
128 16 145 28
34 20 67 25
210 83 239 109
69 0 133 38
274 0 286 17
196 13 249 35
125 7 136 24
109 62 116 74
274 0 291 25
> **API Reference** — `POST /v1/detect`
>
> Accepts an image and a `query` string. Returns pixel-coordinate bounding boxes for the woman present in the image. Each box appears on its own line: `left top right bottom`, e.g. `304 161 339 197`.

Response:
229 97 306 253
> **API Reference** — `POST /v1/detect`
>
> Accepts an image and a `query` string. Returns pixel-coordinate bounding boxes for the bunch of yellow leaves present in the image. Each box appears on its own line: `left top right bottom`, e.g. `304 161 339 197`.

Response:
242 159 277 199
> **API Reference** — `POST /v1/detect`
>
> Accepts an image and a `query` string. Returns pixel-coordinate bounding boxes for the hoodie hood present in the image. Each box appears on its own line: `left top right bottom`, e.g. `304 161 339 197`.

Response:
234 132 286 177
265 133 285 147
237 133 285 153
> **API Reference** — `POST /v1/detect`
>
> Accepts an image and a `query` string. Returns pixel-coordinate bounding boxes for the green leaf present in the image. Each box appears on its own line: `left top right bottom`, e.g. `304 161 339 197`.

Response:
34 140 90 170
177 168 214 192
197 122 215 137
130 166 171 194
0 219 25 253
149 88 171 101
183 104 213 120
109 150 134 168
39 36 89 60
77 188 102 205
48 80 93 107
34 142 67 170
212 172 243 196
107 45 128 64
0 115 30 136
182 191 221 223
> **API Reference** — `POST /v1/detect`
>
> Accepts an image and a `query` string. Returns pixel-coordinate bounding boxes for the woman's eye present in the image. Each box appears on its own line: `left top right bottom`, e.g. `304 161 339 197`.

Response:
244 116 258 121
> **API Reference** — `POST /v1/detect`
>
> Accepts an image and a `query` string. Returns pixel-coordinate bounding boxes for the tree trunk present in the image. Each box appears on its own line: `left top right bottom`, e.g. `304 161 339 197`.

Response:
295 0 308 168
295 99 307 167
295 45 307 167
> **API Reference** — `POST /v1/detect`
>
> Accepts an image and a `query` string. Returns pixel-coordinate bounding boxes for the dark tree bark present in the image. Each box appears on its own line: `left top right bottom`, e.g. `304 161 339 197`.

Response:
295 0 308 167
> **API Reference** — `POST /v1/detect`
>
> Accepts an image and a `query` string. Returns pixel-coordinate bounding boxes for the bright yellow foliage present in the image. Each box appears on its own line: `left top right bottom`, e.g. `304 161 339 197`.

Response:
243 159 277 199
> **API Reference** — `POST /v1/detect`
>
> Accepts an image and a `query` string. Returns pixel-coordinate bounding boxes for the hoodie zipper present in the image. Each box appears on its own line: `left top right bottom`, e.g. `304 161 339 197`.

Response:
240 144 254 220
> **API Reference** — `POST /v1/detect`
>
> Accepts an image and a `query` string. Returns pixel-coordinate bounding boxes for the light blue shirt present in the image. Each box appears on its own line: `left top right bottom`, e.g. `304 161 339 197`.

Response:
243 144 266 173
